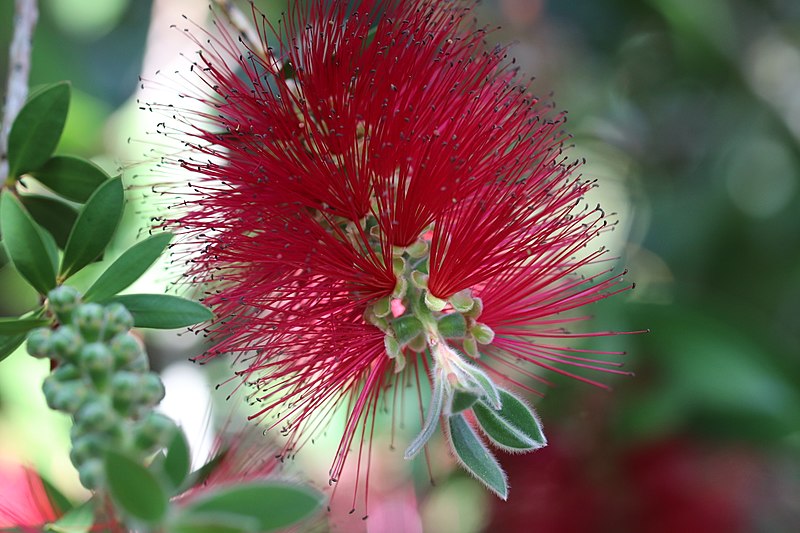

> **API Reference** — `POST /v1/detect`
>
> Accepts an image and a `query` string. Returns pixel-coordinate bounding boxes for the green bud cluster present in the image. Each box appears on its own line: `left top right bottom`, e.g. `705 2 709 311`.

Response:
27 286 176 490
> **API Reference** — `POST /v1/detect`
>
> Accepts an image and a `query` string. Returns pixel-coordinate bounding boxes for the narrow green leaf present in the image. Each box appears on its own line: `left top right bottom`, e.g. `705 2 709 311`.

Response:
460 361 501 409
7 82 70 177
449 389 479 414
447 414 508 500
20 194 78 249
39 475 75 516
84 233 173 302
30 155 109 203
0 191 57 293
0 317 49 335
475 389 546 452
404 374 445 460
107 294 213 329
180 482 324 532
60 177 124 279
163 427 191 493
105 450 168 523
44 500 93 533
168 512 259 533
0 334 26 364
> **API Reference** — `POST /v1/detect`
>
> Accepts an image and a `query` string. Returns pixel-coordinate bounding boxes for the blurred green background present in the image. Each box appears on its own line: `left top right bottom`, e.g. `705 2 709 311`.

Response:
1 0 799 531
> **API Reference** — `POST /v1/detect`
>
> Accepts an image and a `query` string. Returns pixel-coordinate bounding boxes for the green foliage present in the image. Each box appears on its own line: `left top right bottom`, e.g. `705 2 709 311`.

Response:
174 482 324 533
0 316 49 335
105 449 169 523
84 232 173 302
107 294 213 329
472 390 546 452
447 413 507 500
163 428 191 493
0 191 58 293
19 194 79 248
60 176 124 279
6 82 70 178
30 155 109 203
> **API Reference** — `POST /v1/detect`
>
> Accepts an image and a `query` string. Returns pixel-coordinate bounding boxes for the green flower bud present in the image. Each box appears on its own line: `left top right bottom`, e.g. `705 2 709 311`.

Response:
73 303 106 342
26 328 53 359
77 459 104 490
50 326 83 362
47 286 82 323
75 400 118 433
79 343 114 388
108 333 145 370
110 371 140 414
470 323 495 345
51 363 81 382
70 434 105 466
139 374 166 407
134 413 175 452
103 303 134 338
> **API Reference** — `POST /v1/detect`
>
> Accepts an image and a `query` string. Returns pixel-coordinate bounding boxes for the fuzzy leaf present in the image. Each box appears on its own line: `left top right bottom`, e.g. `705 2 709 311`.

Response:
450 389 479 414
19 194 78 248
30 155 109 203
404 374 445 459
84 232 173 302
179 482 324 532
60 176 124 279
105 450 168 523
44 501 93 532
0 191 58 293
163 427 191 493
473 389 546 451
6 82 70 178
448 413 508 500
461 361 501 409
107 294 213 329
0 317 49 335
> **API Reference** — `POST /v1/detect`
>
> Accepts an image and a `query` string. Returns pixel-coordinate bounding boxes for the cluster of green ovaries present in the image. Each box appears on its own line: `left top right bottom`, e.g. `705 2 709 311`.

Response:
358 222 547 499
27 287 175 490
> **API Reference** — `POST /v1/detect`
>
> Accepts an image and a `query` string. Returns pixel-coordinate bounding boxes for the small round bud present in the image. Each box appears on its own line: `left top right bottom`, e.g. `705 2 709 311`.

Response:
26 328 53 359
79 343 114 388
51 363 81 382
77 459 104 490
134 413 175 452
110 371 139 414
103 303 134 337
47 286 82 323
139 374 166 407
73 303 105 341
75 400 117 433
108 333 144 370
49 326 83 362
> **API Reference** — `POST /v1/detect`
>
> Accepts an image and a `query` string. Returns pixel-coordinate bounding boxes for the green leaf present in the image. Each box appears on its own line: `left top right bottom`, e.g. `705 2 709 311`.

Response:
6 82 70 178
0 191 58 293
163 427 191 493
180 482 324 532
450 389 479 414
447 413 508 500
404 374 445 460
84 233 173 302
168 512 259 533
19 194 78 248
60 176 124 279
0 334 26 364
0 317 49 335
30 155 109 203
461 361 501 409
473 389 546 452
44 500 93 533
40 475 75 516
105 450 168 523
106 294 213 329
179 449 227 494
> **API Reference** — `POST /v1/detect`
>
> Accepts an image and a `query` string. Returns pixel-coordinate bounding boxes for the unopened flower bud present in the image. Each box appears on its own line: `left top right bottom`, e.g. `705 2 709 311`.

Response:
73 304 105 342
79 343 114 388
26 328 53 359
103 303 134 338
134 413 176 452
110 371 139 414
108 333 144 370
50 326 83 362
77 459 104 490
139 374 166 406
47 286 82 323
470 323 495 345
75 400 117 433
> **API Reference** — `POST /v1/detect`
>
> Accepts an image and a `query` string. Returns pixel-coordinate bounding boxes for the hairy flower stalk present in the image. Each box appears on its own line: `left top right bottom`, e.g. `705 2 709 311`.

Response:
151 0 635 506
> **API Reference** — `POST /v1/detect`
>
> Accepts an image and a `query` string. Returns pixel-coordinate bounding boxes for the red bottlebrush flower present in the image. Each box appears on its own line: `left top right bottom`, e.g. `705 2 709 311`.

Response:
150 0 634 507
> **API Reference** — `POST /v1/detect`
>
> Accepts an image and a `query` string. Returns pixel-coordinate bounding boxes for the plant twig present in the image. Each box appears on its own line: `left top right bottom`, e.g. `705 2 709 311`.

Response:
1 0 38 183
